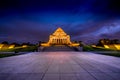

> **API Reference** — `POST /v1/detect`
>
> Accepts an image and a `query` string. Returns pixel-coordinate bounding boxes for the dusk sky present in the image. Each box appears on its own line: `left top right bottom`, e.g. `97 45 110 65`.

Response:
0 0 120 44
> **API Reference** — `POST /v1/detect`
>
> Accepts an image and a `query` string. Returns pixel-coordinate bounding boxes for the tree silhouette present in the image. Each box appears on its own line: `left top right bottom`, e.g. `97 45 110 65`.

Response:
111 39 119 44
78 41 84 46
11 42 20 46
1 41 9 44
96 39 110 46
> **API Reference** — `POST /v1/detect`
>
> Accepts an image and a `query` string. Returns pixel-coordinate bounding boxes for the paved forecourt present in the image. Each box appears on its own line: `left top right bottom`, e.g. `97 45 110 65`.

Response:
0 52 120 80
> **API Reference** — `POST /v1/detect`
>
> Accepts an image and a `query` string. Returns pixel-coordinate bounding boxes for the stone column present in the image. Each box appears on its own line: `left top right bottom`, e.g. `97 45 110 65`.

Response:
57 39 58 44
53 39 54 44
63 39 65 44
60 39 61 44
59 39 60 44
54 39 56 44
59 39 61 44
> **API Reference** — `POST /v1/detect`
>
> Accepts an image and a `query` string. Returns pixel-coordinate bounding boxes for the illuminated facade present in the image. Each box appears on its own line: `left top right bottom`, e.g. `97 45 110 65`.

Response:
41 27 79 46
48 27 71 45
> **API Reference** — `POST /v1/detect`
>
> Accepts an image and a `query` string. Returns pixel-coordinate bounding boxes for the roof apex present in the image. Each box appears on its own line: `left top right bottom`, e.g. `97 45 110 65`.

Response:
53 27 67 35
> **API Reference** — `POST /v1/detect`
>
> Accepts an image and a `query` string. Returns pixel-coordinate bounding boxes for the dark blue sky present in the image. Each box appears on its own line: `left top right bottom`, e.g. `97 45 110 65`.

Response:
0 0 120 44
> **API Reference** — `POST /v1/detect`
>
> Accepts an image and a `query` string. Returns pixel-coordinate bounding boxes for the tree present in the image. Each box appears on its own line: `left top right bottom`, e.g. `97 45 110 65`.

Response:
1 41 9 44
105 39 110 44
38 41 42 46
97 39 104 46
11 42 20 46
111 39 119 44
78 41 84 46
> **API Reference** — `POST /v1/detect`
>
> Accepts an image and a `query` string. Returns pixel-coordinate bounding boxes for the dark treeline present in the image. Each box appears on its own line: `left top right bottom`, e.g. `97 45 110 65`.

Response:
0 41 37 46
97 39 120 46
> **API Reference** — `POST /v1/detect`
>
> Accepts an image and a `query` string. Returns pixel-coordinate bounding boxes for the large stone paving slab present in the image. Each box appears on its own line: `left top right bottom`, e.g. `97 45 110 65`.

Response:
0 52 120 80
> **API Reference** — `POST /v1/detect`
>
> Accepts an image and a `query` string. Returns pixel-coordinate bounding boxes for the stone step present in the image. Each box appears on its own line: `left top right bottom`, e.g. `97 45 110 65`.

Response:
43 46 77 51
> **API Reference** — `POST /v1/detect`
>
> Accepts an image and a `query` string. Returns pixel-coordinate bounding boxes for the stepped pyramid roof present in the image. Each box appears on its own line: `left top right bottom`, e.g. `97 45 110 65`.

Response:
52 27 67 36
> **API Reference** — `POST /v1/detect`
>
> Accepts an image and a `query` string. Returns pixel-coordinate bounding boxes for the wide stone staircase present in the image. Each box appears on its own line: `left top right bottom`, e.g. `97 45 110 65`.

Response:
41 45 78 51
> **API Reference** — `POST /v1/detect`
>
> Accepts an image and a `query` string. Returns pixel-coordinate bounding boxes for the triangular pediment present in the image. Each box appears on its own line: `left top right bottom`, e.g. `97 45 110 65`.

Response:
53 27 67 36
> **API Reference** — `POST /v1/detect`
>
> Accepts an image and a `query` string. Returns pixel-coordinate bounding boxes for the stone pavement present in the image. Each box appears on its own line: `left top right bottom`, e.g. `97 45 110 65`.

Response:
0 52 120 80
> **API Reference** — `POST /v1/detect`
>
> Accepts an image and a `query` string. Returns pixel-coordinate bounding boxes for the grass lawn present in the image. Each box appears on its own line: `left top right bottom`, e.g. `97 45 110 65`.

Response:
83 45 120 57
97 51 120 57
103 53 120 57
15 46 38 52
0 46 38 52
0 53 20 58
83 46 115 51
0 46 38 58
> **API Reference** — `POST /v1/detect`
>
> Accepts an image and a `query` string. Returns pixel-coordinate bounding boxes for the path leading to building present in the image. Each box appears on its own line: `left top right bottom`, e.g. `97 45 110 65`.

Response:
0 52 120 80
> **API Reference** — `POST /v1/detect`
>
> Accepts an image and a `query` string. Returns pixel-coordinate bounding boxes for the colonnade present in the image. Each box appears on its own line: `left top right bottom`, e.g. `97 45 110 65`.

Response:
51 38 68 45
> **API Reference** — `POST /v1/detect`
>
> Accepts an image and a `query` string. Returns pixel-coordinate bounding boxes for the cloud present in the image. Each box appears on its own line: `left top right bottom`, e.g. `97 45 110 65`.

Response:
0 16 120 44
69 19 120 44
0 0 120 44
